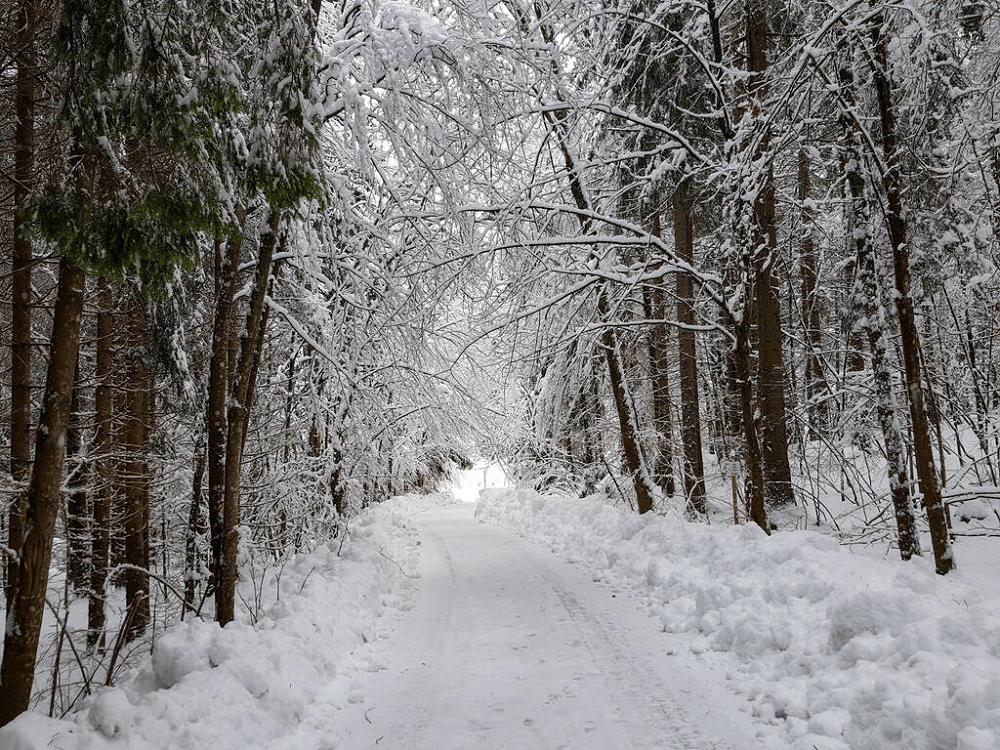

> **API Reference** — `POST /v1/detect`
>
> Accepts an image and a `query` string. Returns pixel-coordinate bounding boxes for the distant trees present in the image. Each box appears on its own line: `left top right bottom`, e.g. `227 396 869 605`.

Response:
462 0 991 573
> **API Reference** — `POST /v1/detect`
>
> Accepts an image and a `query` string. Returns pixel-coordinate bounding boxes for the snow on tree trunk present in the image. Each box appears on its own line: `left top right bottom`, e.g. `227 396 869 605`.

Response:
839 67 922 561
870 15 953 574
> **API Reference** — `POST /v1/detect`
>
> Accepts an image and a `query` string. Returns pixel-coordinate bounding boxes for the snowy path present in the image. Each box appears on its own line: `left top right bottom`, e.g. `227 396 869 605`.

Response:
324 505 774 750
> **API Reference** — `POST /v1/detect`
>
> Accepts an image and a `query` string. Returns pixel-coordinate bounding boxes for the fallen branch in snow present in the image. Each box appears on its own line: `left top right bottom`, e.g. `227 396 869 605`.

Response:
104 596 145 687
337 519 351 557
43 595 93 715
297 566 318 595
378 549 418 579
106 564 189 607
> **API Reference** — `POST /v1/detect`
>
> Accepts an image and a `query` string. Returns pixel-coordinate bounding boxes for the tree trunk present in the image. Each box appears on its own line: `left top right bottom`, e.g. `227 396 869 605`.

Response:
735 321 768 531
109 322 128 574
598 287 657 514
184 439 207 611
122 291 151 640
960 307 995 478
66 360 91 595
746 0 795 509
839 74 922 560
0 258 86 727
7 0 36 605
798 146 827 435
207 235 241 592
645 214 675 497
673 180 707 516
537 70 655 513
282 349 299 464
871 16 953 574
217 214 280 625
88 278 114 649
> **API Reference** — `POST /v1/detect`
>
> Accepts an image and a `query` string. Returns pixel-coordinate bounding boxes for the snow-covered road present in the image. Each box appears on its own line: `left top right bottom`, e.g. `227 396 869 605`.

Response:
7 490 998 750
327 505 772 750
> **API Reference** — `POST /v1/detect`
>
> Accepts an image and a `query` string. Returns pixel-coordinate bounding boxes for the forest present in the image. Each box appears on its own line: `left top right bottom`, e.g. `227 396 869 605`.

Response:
2 0 999 729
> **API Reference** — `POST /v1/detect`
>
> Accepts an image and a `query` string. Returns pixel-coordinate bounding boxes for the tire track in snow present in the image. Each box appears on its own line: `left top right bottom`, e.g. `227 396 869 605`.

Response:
540 571 731 750
323 506 774 750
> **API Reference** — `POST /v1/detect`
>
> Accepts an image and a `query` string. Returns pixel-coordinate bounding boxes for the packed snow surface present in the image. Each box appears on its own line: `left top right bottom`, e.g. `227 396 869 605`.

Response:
4 485 998 750
476 488 1000 750
325 504 771 749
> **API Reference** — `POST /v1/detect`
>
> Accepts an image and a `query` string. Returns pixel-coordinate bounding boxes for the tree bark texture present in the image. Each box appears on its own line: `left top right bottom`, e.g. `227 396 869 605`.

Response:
185 440 207 611
7 0 36 605
122 291 151 639
673 181 708 516
735 321 768 531
0 258 86 726
645 214 676 497
746 0 795 508
88 278 114 649
599 287 657 514
839 76 922 560
66 361 91 595
217 215 280 625
798 147 827 434
109 321 128 573
871 17 953 573
207 235 241 593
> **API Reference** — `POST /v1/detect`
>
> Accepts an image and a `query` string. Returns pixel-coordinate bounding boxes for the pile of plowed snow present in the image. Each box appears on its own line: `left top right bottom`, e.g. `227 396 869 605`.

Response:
0 494 426 750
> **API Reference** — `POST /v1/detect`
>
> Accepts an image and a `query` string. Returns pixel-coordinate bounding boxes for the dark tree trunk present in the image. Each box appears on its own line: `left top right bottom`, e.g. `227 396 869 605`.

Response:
109 323 128 574
283 349 299 464
839 71 922 560
798 147 827 435
0 258 86 726
735 321 768 532
217 215 280 625
88 278 114 649
645 214 676 497
184 440 207 610
66 360 91 595
961 308 994 474
599 287 657 514
673 180 707 516
871 17 953 573
207 235 241 592
7 0 36 605
122 291 151 640
538 73 655 513
746 0 795 509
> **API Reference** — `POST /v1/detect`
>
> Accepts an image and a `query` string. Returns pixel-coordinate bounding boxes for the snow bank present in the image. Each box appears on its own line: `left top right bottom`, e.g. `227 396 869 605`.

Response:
0 495 423 750
476 488 1000 750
